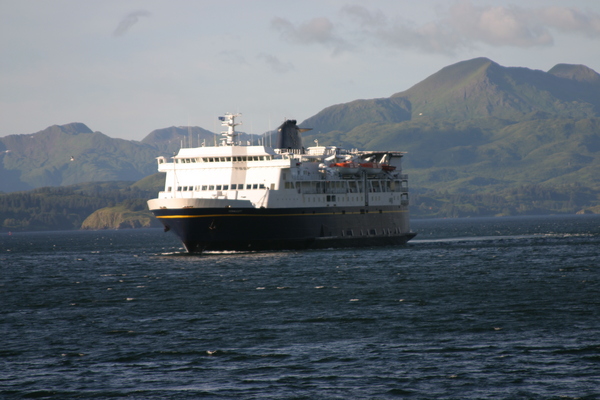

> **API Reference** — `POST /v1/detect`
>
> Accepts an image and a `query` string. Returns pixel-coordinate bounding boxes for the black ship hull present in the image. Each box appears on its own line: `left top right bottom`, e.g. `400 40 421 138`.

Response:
151 205 415 253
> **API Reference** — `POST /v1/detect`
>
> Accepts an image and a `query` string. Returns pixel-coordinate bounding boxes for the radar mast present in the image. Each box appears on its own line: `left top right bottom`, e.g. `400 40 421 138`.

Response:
219 113 242 146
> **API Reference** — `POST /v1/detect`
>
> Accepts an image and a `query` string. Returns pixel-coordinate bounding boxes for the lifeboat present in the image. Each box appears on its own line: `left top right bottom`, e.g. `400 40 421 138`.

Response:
329 160 360 175
359 162 383 175
381 163 396 172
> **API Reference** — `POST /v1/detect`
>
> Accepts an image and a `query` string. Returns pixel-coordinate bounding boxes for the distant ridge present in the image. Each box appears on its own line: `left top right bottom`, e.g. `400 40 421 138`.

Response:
389 57 600 121
548 63 600 84
141 126 217 155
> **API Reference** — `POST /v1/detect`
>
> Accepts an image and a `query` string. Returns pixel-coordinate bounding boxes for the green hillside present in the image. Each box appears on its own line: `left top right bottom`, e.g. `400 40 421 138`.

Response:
0 123 159 192
300 58 600 193
0 124 264 193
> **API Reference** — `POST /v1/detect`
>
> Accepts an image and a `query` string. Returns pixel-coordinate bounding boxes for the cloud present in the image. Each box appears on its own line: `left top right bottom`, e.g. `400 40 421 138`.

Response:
219 50 248 65
337 1 600 55
340 5 386 28
257 53 294 73
340 4 463 54
271 16 352 54
539 6 600 38
113 10 151 37
446 1 553 48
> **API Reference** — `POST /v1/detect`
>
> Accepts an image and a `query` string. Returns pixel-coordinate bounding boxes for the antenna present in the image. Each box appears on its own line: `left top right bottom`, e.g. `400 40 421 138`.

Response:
187 116 192 148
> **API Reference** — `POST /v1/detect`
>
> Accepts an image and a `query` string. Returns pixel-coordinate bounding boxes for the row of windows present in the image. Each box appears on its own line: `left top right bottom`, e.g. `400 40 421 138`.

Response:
306 194 406 203
284 179 408 193
168 183 266 192
175 156 272 164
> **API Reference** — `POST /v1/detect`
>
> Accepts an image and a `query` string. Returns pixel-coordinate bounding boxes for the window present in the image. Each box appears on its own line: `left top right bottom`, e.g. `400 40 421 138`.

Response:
201 185 207 190
183 187 188 191
209 185 215 190
246 184 252 189
177 187 182 191
231 184 237 190
252 184 258 189
167 186 172 192
259 183 265 189
216 185 222 190
223 185 229 190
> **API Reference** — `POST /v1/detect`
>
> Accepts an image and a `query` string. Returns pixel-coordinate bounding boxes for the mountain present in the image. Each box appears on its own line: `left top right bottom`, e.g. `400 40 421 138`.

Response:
0 122 267 193
391 57 600 120
300 58 600 192
0 123 223 193
0 123 161 192
2 57 600 196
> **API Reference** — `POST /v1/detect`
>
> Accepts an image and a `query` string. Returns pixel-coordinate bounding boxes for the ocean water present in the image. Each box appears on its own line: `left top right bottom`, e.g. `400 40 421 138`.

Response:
1 215 599 399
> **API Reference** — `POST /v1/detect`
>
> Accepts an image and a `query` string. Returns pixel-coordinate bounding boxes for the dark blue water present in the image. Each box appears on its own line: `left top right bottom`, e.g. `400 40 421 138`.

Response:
1 215 599 399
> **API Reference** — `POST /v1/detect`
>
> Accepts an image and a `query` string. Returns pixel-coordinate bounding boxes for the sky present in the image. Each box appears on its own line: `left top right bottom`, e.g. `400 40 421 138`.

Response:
1 0 600 141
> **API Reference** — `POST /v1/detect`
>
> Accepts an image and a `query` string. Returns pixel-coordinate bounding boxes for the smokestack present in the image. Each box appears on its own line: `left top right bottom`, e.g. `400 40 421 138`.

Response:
276 119 311 151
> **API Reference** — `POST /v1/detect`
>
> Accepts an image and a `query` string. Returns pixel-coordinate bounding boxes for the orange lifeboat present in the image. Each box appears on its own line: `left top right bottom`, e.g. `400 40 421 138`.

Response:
329 160 360 175
359 162 383 175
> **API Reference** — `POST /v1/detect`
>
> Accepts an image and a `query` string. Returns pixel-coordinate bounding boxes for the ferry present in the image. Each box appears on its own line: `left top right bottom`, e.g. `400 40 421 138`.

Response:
147 113 415 253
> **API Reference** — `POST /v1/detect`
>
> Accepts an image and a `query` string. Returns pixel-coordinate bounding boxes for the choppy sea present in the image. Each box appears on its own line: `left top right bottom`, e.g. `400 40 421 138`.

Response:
1 215 599 399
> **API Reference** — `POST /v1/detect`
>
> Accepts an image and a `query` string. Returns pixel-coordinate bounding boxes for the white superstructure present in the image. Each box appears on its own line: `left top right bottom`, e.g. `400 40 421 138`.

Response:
150 113 409 210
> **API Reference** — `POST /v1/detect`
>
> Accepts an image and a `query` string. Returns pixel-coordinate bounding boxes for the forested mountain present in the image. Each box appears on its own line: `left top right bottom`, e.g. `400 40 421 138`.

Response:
300 58 600 192
0 123 159 192
0 123 261 193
